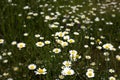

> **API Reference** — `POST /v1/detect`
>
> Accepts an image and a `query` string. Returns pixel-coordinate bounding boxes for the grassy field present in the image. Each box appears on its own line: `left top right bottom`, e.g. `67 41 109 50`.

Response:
0 0 120 80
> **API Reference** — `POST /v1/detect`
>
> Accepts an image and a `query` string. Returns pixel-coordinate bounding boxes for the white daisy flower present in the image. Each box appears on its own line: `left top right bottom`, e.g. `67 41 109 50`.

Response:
35 68 47 75
17 42 26 50
28 64 37 70
61 67 75 76
53 48 61 54
0 39 4 44
36 41 45 47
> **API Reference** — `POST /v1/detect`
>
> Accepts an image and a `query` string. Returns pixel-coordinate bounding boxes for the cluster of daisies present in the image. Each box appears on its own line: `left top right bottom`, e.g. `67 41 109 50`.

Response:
28 64 47 75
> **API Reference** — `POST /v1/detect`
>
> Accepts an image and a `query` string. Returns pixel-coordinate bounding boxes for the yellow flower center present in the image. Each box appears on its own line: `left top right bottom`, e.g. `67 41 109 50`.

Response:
30 66 35 69
19 44 23 48
67 71 72 75
38 69 44 74
88 72 92 76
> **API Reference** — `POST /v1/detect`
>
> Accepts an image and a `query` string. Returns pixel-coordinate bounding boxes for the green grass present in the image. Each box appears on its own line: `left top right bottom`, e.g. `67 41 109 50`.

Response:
0 0 120 80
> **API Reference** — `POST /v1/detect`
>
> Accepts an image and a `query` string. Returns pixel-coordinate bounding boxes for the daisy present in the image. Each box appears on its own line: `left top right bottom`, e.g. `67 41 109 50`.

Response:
0 39 4 44
109 76 116 80
36 41 45 47
17 42 26 50
35 68 47 75
61 67 75 76
67 39 75 43
103 43 114 50
63 61 72 67
69 50 77 55
11 41 17 45
53 48 61 53
45 40 51 44
61 42 68 47
86 71 95 78
28 64 36 70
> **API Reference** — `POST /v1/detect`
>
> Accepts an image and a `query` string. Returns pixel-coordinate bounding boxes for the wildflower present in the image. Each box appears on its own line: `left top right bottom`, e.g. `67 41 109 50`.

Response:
33 13 38 16
45 16 51 20
69 50 77 55
2 53 7 56
11 41 17 45
116 55 120 61
45 40 51 44
109 69 115 73
7 52 12 56
61 67 75 76
13 67 19 71
3 59 8 63
35 34 40 38
85 36 89 39
23 33 29 36
39 37 44 40
56 39 63 44
95 17 100 21
109 76 116 80
36 41 44 47
84 45 89 48
61 42 68 47
90 37 95 40
35 68 47 75
81 15 86 19
103 43 114 50
73 32 79 35
96 46 102 50
23 6 30 9
57 32 65 37
3 72 9 77
17 42 26 50
85 55 91 59
53 48 61 53
49 24 58 28
90 42 95 45
0 39 4 44
103 52 110 56
26 16 32 19
86 71 95 78
63 61 72 67
7 78 13 80
59 75 64 79
67 39 75 43
63 35 70 40
8 0 12 3
28 64 37 70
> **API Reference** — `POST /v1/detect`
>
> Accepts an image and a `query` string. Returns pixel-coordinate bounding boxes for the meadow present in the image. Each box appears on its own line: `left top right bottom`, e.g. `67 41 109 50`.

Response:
0 0 120 80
